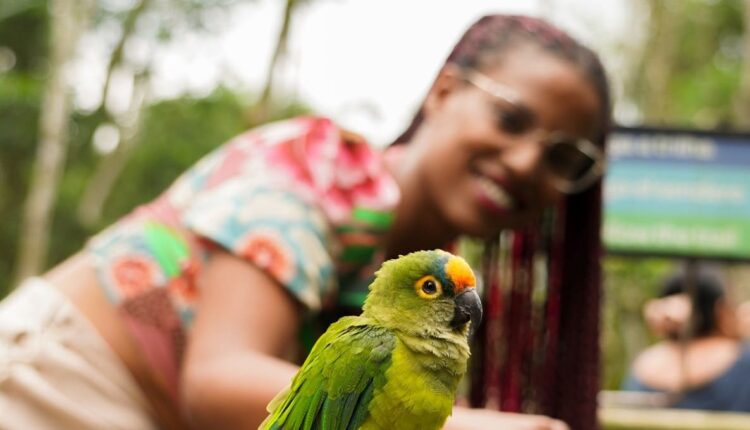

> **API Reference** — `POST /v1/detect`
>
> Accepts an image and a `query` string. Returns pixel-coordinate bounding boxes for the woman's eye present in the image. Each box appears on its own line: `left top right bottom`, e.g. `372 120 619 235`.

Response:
495 106 533 135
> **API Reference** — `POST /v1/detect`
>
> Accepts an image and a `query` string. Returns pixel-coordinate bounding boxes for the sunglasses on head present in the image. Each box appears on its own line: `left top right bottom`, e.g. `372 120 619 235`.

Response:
463 69 606 194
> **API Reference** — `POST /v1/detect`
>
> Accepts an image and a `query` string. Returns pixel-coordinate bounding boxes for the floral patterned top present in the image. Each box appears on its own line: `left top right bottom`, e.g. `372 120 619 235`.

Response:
86 116 400 400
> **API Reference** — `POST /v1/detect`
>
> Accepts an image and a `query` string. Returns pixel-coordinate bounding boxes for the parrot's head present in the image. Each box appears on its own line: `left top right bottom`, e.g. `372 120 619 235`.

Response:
363 249 482 337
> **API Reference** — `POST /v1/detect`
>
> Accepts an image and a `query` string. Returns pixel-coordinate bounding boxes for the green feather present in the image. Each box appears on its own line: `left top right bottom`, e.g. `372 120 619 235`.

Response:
261 319 395 430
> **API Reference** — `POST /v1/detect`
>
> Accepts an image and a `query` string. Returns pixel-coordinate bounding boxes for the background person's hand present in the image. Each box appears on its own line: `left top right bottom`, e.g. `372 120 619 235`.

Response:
643 293 691 339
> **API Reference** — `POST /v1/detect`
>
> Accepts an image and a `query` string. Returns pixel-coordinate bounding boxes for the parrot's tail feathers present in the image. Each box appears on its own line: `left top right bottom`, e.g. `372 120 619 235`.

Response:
259 384 293 430
302 387 327 430
266 384 292 414
347 379 375 430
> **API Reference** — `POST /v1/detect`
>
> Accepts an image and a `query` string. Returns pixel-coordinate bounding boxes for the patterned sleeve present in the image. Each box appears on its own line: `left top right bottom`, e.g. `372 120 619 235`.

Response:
182 175 337 314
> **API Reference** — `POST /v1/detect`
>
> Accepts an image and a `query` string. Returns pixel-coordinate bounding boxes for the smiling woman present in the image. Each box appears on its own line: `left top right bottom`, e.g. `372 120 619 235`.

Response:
387 15 610 430
0 13 609 430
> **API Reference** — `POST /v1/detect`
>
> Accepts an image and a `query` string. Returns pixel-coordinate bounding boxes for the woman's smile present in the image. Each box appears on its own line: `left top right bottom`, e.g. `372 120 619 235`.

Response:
472 173 517 215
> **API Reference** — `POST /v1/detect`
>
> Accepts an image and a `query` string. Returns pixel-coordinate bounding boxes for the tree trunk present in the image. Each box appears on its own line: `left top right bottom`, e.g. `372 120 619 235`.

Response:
13 0 93 285
639 0 678 123
97 0 149 120
249 0 297 124
77 0 152 227
77 72 149 227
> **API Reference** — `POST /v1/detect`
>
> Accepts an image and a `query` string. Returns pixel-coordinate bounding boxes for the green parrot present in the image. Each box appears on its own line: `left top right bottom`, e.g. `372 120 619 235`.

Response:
260 249 482 430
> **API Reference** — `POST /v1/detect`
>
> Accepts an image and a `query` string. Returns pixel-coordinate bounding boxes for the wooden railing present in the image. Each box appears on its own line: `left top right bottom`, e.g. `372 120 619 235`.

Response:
600 406 750 429
598 391 750 429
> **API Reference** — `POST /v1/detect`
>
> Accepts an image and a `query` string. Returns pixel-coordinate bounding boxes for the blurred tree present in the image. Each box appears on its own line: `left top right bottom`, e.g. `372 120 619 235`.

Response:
0 2 47 295
76 0 241 227
0 0 312 297
12 0 248 284
625 0 745 128
14 0 95 285
250 0 315 124
74 0 153 228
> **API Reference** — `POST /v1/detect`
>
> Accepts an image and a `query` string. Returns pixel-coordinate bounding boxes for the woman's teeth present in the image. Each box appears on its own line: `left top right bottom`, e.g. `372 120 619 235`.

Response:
478 176 515 209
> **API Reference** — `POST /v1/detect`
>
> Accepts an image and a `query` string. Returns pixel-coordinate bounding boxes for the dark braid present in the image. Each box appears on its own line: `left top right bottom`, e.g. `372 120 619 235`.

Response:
393 15 611 430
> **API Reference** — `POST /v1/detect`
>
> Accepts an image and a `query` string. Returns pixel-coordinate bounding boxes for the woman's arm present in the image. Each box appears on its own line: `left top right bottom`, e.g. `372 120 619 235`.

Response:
180 250 570 430
446 407 569 430
180 249 301 428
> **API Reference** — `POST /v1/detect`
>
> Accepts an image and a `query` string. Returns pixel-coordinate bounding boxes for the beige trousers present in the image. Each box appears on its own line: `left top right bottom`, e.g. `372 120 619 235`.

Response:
0 278 157 430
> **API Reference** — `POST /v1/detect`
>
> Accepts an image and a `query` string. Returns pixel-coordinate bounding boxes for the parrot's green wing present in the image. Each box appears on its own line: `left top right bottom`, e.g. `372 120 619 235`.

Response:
261 317 396 430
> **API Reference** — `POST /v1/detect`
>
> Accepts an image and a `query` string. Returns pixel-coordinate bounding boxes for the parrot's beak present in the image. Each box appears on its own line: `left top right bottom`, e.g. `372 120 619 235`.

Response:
450 288 482 331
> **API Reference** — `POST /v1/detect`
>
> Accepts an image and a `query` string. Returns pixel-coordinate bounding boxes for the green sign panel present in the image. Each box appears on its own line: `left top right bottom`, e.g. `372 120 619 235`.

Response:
603 128 750 260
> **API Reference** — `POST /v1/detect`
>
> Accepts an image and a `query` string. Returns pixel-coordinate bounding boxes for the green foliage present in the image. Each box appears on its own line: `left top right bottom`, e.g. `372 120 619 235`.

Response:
632 0 746 127
0 4 51 292
0 1 47 73
0 74 44 293
668 0 744 126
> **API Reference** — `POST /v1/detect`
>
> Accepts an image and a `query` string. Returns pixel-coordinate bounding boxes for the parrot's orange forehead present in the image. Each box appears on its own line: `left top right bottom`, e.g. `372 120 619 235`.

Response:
445 256 476 293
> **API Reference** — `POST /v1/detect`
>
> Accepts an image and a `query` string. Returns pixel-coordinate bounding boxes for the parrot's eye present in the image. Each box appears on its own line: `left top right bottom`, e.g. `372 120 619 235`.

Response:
415 275 443 300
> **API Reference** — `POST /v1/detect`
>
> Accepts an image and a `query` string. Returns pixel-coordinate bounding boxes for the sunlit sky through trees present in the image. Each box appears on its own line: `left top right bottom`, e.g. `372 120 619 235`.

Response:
71 0 639 146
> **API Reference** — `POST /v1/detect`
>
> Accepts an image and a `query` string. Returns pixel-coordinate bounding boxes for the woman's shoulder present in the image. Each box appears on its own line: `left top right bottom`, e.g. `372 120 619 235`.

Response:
238 115 400 223
230 115 367 153
165 115 398 218
221 115 383 184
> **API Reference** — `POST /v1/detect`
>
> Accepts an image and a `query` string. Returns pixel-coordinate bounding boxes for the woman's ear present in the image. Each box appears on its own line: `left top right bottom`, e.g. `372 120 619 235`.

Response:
422 65 464 119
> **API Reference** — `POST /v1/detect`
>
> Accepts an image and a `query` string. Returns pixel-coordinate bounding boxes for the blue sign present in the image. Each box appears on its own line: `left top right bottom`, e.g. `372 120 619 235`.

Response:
603 128 750 259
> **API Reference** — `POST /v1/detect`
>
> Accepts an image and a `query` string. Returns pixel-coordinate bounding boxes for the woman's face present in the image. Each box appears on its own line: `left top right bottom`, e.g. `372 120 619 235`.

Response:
411 44 603 238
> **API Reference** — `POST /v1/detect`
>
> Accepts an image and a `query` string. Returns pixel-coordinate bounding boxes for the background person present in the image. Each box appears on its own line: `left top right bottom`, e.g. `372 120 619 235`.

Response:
623 270 750 412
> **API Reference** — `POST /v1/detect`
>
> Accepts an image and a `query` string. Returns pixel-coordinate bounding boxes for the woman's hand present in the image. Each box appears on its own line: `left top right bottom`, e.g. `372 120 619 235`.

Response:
446 407 569 430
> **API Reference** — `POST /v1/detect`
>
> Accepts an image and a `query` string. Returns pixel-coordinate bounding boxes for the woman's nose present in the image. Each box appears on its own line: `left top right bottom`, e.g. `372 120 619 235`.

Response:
500 135 546 180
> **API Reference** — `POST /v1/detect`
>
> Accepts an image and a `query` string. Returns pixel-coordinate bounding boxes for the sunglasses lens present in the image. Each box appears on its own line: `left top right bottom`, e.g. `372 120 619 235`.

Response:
545 139 598 183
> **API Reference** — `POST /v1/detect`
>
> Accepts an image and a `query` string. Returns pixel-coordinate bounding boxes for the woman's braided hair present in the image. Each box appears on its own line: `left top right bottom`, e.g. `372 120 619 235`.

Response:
393 15 611 430
394 15 611 146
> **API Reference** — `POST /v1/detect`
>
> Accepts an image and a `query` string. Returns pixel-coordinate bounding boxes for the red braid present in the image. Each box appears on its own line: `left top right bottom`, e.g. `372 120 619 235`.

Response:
473 183 603 430
547 183 603 429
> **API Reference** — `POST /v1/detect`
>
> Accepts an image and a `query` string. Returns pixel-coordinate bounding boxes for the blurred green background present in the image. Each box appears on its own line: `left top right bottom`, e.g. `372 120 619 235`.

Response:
1 0 750 398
